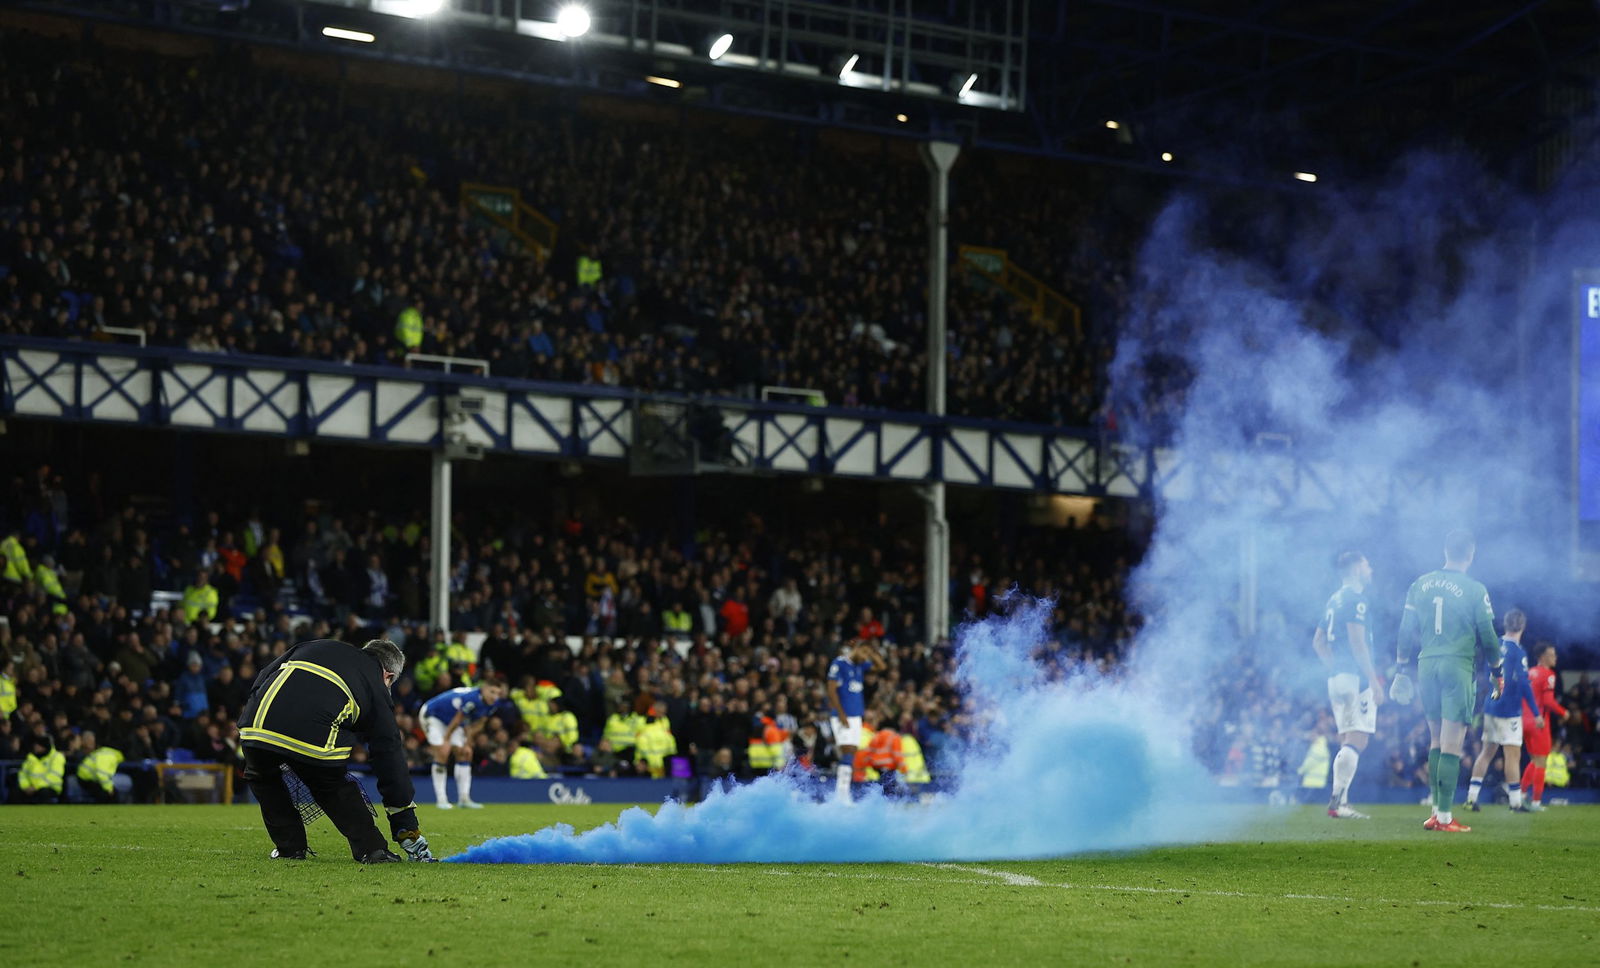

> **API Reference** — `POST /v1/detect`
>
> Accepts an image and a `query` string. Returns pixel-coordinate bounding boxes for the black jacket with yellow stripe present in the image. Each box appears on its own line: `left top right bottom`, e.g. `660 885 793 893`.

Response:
237 639 414 810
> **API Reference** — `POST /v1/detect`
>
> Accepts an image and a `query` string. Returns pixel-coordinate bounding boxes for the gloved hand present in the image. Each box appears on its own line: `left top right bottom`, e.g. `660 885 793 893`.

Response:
1490 673 1504 702
396 830 437 862
1388 671 1415 705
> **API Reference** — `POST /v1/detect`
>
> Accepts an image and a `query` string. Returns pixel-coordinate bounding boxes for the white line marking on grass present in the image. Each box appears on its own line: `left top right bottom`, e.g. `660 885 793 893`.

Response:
928 864 1044 886
19 842 235 854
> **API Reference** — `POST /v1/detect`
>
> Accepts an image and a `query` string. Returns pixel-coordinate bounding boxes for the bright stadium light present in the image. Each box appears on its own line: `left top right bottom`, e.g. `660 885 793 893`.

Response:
373 0 442 16
322 26 376 43
708 33 734 60
1160 151 1173 162
1294 171 1318 182
645 75 681 88
895 113 909 123
1105 120 1121 130
957 73 978 98
555 4 591 38
838 53 859 77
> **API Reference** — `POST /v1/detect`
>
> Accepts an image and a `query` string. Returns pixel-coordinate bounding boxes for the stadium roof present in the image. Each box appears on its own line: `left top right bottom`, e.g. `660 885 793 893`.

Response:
1033 0 1600 180
21 0 1600 184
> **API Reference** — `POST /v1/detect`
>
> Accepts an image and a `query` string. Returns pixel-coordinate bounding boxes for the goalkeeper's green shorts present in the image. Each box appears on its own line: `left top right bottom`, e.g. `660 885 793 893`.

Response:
1419 656 1475 725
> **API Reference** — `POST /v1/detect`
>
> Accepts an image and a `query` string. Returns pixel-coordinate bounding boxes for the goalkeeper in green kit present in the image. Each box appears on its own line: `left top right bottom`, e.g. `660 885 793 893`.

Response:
1388 530 1503 833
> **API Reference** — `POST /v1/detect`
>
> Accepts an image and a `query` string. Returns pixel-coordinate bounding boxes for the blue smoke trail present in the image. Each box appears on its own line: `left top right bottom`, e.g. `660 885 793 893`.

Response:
447 598 1229 864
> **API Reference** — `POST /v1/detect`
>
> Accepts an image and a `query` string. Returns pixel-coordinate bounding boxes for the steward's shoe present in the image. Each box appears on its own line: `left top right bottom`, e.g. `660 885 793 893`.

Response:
457 800 485 809
1422 814 1441 830
1435 820 1472 833
1328 805 1370 819
270 847 313 860
359 848 403 864
435 801 454 810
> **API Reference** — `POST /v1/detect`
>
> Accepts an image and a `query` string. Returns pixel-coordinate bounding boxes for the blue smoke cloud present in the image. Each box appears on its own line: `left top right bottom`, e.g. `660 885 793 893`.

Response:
448 598 1229 864
1111 148 1600 717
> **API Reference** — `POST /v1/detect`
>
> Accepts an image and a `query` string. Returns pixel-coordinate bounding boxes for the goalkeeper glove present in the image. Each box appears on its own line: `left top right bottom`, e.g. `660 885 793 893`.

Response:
396 831 437 863
1388 669 1415 705
1490 671 1504 702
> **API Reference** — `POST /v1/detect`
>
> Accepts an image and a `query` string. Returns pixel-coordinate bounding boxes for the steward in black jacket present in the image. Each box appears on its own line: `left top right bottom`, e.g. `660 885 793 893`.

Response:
238 638 433 863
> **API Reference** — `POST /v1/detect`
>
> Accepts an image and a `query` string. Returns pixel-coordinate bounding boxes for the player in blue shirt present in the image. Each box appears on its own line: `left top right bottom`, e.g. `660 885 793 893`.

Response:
421 677 508 809
1465 608 1541 811
826 639 883 801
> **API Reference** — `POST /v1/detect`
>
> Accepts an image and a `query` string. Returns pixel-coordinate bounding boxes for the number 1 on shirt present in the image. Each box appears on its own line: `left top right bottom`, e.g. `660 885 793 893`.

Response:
1432 596 1443 635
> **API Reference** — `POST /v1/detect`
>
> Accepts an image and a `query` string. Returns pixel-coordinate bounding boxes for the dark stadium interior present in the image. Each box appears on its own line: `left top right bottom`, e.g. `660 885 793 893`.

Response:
3 1 1600 825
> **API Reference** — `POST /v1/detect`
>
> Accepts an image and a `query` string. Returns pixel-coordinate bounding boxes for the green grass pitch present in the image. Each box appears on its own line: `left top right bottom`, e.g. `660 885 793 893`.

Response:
5 803 1598 966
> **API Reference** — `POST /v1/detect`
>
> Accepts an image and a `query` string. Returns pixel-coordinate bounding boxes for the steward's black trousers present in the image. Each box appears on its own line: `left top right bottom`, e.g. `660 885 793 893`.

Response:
243 746 387 860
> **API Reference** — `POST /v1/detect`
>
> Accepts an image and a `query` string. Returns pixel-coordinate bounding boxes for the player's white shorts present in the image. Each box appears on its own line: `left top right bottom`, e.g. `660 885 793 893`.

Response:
829 715 864 747
423 716 467 748
1482 714 1523 746
1327 674 1377 735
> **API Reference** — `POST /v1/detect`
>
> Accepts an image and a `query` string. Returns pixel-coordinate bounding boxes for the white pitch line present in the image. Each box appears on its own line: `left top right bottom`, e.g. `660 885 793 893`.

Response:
18 841 235 854
919 864 1600 913
614 862 1600 914
928 863 1044 886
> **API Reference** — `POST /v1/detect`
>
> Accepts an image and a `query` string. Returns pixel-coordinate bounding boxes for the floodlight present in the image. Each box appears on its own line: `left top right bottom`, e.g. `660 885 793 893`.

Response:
556 4 591 38
709 33 734 60
323 26 376 42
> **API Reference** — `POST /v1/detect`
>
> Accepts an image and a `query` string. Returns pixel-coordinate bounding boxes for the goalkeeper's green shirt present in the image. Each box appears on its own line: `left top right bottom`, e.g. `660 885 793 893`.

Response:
1397 569 1498 666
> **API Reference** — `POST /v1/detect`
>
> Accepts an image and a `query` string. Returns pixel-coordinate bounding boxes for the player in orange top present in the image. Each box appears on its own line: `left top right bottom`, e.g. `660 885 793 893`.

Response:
1520 643 1570 812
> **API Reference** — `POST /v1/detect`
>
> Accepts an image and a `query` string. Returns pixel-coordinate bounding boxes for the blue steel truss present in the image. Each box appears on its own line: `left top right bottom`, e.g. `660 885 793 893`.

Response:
0 337 1466 514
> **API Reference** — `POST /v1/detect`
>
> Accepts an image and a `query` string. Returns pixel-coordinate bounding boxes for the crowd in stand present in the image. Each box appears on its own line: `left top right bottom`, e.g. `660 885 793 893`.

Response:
6 452 1597 805
1 456 1154 801
0 30 1127 428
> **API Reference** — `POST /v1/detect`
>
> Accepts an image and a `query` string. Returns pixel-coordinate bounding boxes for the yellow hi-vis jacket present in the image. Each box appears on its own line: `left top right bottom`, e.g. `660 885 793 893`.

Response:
20 749 66 794
576 255 603 287
183 582 219 623
1547 750 1571 787
900 734 932 784
1 535 31 583
77 747 125 794
1297 736 1331 789
603 712 641 751
509 746 548 779
634 721 677 778
395 307 423 349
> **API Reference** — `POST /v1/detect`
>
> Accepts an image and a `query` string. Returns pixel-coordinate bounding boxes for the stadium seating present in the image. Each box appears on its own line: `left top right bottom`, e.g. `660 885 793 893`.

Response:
0 30 1127 427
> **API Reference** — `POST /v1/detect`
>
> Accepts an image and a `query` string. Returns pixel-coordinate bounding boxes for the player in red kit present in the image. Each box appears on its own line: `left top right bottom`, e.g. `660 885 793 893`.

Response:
1520 643 1569 811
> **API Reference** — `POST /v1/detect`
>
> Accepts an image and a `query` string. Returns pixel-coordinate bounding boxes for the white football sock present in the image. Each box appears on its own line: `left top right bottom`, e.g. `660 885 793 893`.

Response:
1331 745 1359 806
455 762 473 803
431 764 448 804
1438 810 1453 825
836 763 853 800
1466 778 1483 805
1508 784 1522 808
